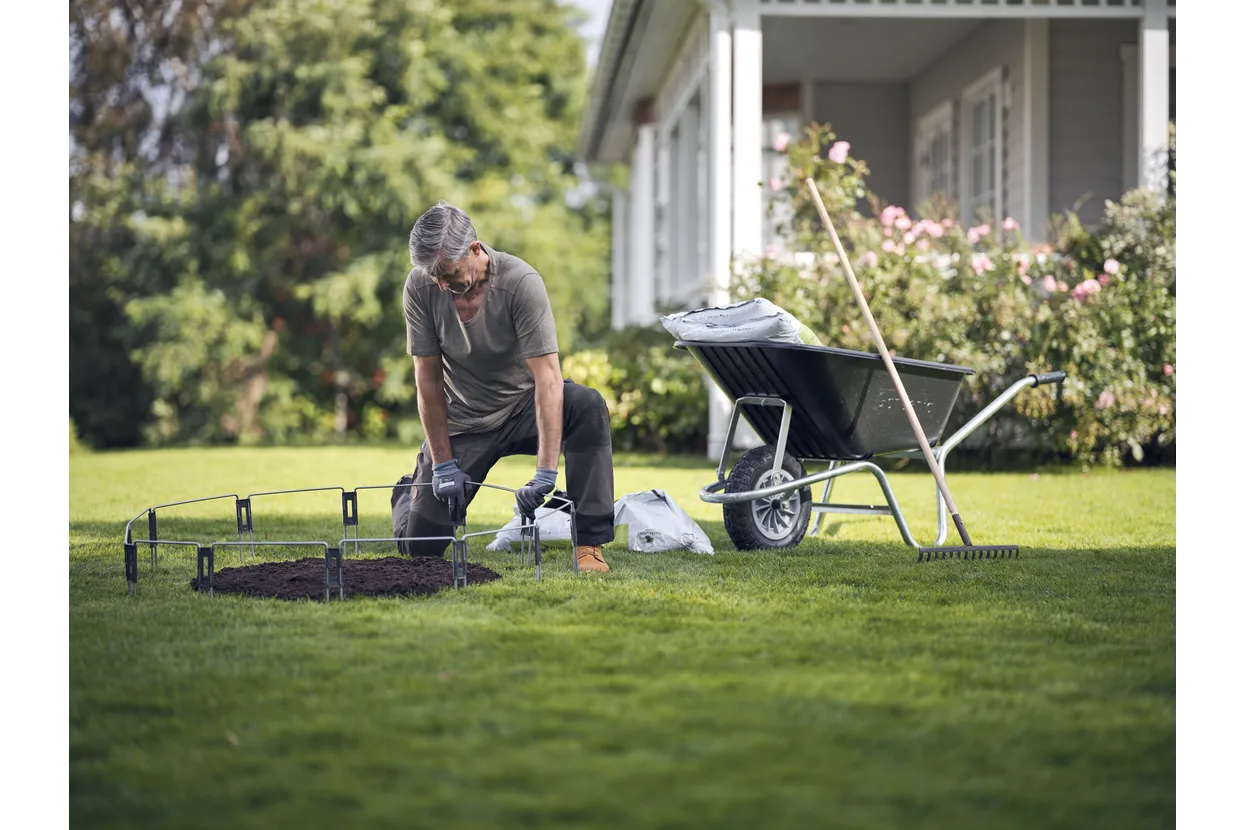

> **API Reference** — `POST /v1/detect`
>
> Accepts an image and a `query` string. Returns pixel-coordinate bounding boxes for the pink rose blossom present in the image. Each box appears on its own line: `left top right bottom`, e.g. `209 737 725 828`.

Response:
966 228 981 245
1002 217 1020 232
827 141 851 163
1042 275 1057 292
971 254 995 275
1016 258 1029 276
1070 278 1102 302
769 177 782 192
841 324 851 335
895 215 912 231
862 251 879 268
903 231 916 245
1021 274 1032 285
882 240 897 253
1158 405 1169 416
880 205 906 227
1056 280 1068 292
774 132 790 152
1097 273 1112 287
1163 364 1174 376
1070 430 1079 441
883 227 892 237
916 238 931 251
1103 258 1120 275
1095 390 1115 410
941 218 955 228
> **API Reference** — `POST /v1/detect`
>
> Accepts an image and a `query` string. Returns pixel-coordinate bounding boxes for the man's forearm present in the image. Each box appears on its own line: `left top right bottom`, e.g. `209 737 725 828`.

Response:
416 385 453 465
534 376 564 471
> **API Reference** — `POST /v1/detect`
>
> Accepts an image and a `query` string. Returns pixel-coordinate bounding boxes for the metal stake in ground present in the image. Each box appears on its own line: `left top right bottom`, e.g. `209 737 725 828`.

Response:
803 178 1018 562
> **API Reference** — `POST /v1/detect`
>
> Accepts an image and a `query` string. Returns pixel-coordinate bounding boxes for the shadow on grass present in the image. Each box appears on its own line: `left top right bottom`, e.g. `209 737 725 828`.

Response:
610 451 1177 478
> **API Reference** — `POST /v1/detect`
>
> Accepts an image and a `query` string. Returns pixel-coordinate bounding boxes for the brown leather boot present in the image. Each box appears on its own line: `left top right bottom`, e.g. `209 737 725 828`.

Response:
576 545 610 573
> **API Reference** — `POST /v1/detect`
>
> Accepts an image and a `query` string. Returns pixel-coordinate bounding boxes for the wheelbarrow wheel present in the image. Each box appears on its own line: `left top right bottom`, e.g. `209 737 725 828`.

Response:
723 445 812 550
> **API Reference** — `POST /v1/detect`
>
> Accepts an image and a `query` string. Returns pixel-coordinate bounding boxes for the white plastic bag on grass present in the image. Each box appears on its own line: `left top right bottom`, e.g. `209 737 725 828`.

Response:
613 490 714 555
486 505 573 551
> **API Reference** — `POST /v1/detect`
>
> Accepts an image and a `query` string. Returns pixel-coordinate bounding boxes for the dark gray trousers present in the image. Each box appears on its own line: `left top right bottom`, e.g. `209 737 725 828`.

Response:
390 380 615 556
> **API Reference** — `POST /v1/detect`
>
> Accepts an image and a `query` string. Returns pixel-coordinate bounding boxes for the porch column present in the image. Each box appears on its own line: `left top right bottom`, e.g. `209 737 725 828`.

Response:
1138 0 1170 192
729 4 764 453
611 187 628 330
1023 19 1050 242
731 5 764 261
706 3 733 459
656 130 672 306
677 100 699 303
628 122 657 325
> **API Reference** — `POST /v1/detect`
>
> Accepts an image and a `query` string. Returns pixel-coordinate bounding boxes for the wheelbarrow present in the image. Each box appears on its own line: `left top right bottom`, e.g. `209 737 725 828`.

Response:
676 339 1065 552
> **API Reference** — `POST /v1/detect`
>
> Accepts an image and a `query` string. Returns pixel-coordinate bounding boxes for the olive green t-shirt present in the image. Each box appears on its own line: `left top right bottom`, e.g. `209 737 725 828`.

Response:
404 242 559 435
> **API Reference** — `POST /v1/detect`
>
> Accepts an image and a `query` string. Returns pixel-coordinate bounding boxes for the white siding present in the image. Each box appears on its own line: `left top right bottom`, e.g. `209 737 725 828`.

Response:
909 21 1027 222
1048 20 1137 226
812 81 909 212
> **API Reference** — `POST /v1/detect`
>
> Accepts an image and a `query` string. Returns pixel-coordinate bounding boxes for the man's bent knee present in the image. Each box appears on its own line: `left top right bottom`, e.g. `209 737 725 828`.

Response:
392 477 454 558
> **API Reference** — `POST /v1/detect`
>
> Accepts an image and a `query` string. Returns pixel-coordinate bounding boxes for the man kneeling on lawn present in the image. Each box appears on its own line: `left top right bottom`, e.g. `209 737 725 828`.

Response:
390 201 614 573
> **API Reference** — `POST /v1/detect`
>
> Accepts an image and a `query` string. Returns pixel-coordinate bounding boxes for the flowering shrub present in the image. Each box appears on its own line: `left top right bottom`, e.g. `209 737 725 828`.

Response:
734 123 1176 465
563 325 708 454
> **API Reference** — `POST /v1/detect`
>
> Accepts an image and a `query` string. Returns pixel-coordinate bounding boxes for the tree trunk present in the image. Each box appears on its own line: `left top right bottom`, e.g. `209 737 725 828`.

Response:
234 328 280 443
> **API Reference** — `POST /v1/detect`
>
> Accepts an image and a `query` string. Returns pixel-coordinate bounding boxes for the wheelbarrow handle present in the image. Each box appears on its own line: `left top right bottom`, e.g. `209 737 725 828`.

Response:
1030 371 1067 386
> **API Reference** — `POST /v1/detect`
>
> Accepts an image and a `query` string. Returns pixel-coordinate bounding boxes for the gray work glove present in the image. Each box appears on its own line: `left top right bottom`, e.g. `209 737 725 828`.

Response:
515 467 558 521
432 459 470 523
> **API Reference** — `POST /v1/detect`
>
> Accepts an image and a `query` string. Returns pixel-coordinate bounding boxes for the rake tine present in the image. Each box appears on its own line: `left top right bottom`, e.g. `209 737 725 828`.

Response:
917 544 1020 563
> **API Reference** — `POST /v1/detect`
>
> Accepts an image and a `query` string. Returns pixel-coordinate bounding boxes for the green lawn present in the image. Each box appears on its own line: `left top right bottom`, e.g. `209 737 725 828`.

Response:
70 446 1175 829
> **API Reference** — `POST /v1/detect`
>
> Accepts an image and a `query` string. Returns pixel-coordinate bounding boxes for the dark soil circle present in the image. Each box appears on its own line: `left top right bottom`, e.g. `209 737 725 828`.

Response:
190 556 502 601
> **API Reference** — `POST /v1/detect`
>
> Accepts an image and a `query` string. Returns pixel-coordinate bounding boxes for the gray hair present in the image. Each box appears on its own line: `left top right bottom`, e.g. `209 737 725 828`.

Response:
409 201 477 275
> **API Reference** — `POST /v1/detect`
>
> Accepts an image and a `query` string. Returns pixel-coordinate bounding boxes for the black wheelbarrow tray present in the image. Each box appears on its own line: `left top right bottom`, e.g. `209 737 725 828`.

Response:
674 340 1065 551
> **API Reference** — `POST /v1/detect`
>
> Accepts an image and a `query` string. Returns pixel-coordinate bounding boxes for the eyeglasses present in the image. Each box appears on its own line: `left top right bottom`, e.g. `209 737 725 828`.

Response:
426 263 458 283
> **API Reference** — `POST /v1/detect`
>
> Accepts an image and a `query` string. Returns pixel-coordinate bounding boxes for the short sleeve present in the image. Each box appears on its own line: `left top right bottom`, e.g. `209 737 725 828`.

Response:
404 273 441 357
511 272 559 359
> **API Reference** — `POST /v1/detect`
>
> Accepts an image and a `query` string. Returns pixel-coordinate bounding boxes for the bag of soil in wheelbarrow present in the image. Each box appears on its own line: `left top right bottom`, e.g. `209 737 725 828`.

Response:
660 298 823 346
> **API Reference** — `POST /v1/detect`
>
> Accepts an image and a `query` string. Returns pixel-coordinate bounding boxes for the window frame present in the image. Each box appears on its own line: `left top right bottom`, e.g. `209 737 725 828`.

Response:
914 101 954 206
959 67 1004 226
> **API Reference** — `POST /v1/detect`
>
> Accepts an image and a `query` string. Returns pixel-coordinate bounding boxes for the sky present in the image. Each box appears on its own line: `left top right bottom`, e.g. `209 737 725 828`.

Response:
565 0 613 67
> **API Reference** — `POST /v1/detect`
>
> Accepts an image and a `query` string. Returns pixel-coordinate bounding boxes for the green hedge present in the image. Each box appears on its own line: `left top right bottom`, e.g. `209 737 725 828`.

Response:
562 326 708 455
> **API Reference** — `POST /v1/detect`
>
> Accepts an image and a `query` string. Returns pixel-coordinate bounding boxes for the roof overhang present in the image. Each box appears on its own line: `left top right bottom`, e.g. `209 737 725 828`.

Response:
578 0 703 164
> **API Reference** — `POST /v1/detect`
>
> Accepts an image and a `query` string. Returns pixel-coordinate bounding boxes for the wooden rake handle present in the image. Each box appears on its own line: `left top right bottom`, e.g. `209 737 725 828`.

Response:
802 178 969 539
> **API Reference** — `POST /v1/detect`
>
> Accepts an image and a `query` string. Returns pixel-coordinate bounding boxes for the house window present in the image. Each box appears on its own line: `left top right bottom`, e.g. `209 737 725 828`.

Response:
915 102 953 205
960 68 1003 225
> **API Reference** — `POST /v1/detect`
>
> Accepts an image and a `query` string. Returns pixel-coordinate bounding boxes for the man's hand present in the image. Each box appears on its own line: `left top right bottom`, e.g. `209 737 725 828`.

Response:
432 459 470 523
515 467 558 520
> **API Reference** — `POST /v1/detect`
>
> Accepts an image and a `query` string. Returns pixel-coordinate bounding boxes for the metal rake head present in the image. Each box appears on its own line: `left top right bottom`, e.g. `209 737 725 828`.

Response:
917 545 1020 563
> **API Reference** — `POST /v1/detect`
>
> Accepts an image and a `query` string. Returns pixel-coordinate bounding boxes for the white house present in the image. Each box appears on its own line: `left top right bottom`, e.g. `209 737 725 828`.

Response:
576 0 1175 458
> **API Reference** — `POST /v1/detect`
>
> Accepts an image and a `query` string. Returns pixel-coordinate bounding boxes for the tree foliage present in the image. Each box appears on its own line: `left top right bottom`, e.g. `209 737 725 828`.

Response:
70 0 610 447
